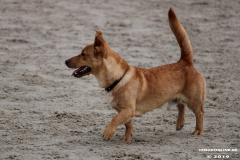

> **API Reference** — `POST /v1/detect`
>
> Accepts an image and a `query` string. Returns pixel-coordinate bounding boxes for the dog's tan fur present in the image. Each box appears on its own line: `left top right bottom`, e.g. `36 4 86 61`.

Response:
65 8 206 142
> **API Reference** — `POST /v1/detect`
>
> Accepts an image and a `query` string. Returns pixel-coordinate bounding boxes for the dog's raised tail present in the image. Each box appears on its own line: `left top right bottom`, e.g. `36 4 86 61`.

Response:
168 8 193 65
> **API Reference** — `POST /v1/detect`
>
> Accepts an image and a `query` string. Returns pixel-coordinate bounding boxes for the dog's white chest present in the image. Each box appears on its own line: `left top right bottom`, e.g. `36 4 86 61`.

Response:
106 92 117 108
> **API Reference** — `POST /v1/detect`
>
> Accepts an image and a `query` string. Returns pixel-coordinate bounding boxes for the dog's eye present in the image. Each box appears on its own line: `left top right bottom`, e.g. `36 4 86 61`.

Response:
81 53 85 56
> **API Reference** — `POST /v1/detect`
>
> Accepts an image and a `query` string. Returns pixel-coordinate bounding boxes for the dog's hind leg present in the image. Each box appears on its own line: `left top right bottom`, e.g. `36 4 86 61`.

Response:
176 102 185 130
120 119 133 142
187 101 204 135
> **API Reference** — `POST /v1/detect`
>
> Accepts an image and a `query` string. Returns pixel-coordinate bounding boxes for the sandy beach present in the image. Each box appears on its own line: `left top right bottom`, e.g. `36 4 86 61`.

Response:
0 0 239 159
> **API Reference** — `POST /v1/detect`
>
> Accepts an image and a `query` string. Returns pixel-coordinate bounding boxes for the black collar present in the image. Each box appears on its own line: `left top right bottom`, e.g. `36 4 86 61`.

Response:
105 69 128 92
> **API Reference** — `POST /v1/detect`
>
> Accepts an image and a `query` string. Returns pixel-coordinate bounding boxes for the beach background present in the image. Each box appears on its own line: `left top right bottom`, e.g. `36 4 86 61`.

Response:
0 0 239 159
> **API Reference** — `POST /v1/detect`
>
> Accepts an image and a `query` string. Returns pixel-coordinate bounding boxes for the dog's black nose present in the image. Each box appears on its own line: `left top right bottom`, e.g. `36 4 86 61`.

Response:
65 60 69 66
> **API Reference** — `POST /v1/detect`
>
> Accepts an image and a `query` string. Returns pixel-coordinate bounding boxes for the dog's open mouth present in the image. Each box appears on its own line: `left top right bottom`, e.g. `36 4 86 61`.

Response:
71 66 91 77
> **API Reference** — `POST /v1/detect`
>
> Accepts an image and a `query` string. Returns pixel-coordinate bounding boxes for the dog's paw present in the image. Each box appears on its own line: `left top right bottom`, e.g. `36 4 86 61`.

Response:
192 129 203 135
176 124 184 131
103 125 116 141
120 134 132 142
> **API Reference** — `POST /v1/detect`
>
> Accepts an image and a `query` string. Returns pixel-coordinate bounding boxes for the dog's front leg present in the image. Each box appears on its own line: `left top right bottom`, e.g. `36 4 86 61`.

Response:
103 108 133 141
120 119 133 142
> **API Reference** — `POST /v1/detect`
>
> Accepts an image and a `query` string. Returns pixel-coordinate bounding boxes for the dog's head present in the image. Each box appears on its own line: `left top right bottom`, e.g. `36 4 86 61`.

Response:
65 30 107 78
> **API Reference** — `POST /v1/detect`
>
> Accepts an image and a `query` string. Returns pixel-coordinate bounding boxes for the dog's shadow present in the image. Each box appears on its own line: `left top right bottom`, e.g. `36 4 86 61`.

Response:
103 129 199 146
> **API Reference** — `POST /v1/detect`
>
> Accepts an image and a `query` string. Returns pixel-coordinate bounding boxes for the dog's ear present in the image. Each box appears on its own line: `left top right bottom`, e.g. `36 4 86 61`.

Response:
94 30 105 57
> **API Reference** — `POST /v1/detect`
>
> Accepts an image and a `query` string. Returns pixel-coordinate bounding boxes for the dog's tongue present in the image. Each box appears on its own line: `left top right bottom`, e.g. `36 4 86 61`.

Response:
71 66 85 76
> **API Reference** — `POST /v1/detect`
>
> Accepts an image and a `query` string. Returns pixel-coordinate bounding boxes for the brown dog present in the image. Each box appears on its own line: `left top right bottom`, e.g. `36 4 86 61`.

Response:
65 8 206 142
